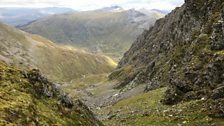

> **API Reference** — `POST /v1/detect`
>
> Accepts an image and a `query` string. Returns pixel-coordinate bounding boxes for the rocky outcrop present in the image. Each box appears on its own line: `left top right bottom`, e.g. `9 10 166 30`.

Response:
23 69 60 98
112 0 224 117
0 61 103 125
211 20 224 50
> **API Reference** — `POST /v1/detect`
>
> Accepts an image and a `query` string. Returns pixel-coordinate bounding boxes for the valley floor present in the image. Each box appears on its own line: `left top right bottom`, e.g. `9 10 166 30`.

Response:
62 75 224 126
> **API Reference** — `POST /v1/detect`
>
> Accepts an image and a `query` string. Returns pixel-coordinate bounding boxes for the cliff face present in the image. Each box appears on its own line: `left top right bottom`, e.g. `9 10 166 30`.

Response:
111 0 224 117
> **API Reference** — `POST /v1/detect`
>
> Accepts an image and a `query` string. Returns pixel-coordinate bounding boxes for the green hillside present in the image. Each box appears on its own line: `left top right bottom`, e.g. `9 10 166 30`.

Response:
0 22 116 82
0 61 103 126
20 10 163 61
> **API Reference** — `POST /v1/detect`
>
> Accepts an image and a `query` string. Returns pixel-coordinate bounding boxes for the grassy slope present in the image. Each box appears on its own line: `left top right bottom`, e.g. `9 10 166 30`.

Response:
27 34 116 82
56 67 224 126
0 61 103 126
99 88 224 126
20 10 161 61
0 22 116 82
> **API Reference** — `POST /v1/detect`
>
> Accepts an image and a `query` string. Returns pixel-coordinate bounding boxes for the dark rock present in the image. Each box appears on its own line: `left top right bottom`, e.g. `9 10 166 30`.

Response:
42 84 53 97
22 69 61 98
26 69 49 84
161 86 183 105
51 83 61 96
193 64 203 71
183 89 208 101
24 69 53 97
206 60 224 85
108 114 116 120
184 0 206 18
60 94 74 108
144 81 160 92
170 79 193 93
211 21 224 50
184 70 198 82
211 86 224 99
208 99 224 117
145 61 155 73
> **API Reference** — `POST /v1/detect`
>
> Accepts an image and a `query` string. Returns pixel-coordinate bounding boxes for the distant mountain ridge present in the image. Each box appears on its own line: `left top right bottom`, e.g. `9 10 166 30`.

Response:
20 8 164 61
0 21 116 82
0 7 75 26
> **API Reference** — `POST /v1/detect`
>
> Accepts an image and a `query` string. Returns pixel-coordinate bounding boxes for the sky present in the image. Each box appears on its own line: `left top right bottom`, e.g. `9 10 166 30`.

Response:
0 0 184 11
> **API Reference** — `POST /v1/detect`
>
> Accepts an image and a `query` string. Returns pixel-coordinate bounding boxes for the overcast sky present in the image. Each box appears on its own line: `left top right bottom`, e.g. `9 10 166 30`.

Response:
0 0 184 11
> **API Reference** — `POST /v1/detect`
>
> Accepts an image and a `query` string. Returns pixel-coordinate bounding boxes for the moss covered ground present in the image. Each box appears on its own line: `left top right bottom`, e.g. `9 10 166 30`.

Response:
98 88 224 126
0 61 103 126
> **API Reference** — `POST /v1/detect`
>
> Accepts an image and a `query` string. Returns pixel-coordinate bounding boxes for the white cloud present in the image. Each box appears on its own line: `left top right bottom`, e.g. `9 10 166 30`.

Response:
122 1 179 10
0 0 184 11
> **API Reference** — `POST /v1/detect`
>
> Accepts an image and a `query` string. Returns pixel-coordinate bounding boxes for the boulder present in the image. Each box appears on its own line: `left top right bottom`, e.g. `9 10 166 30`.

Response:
60 94 74 108
170 78 193 93
161 86 183 105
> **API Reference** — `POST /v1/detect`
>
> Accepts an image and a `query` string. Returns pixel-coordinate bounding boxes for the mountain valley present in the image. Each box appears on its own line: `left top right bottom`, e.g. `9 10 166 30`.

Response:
1 0 224 125
0 22 116 82
19 7 164 61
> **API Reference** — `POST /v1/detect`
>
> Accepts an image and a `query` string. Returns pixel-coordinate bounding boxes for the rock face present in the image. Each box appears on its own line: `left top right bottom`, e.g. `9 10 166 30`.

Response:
112 0 224 117
0 61 103 125
211 21 224 50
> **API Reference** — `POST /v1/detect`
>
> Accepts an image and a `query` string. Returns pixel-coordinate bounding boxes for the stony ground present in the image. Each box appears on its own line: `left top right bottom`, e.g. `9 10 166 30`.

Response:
62 74 224 126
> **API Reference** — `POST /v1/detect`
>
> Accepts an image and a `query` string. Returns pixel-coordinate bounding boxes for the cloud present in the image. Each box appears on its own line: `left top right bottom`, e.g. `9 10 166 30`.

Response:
0 0 184 11
121 0 183 10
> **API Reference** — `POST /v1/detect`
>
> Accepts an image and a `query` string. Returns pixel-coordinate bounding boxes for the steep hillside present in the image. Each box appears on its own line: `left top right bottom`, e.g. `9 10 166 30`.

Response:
20 9 163 61
0 22 116 82
0 61 103 125
0 7 74 26
111 0 224 117
100 88 224 126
